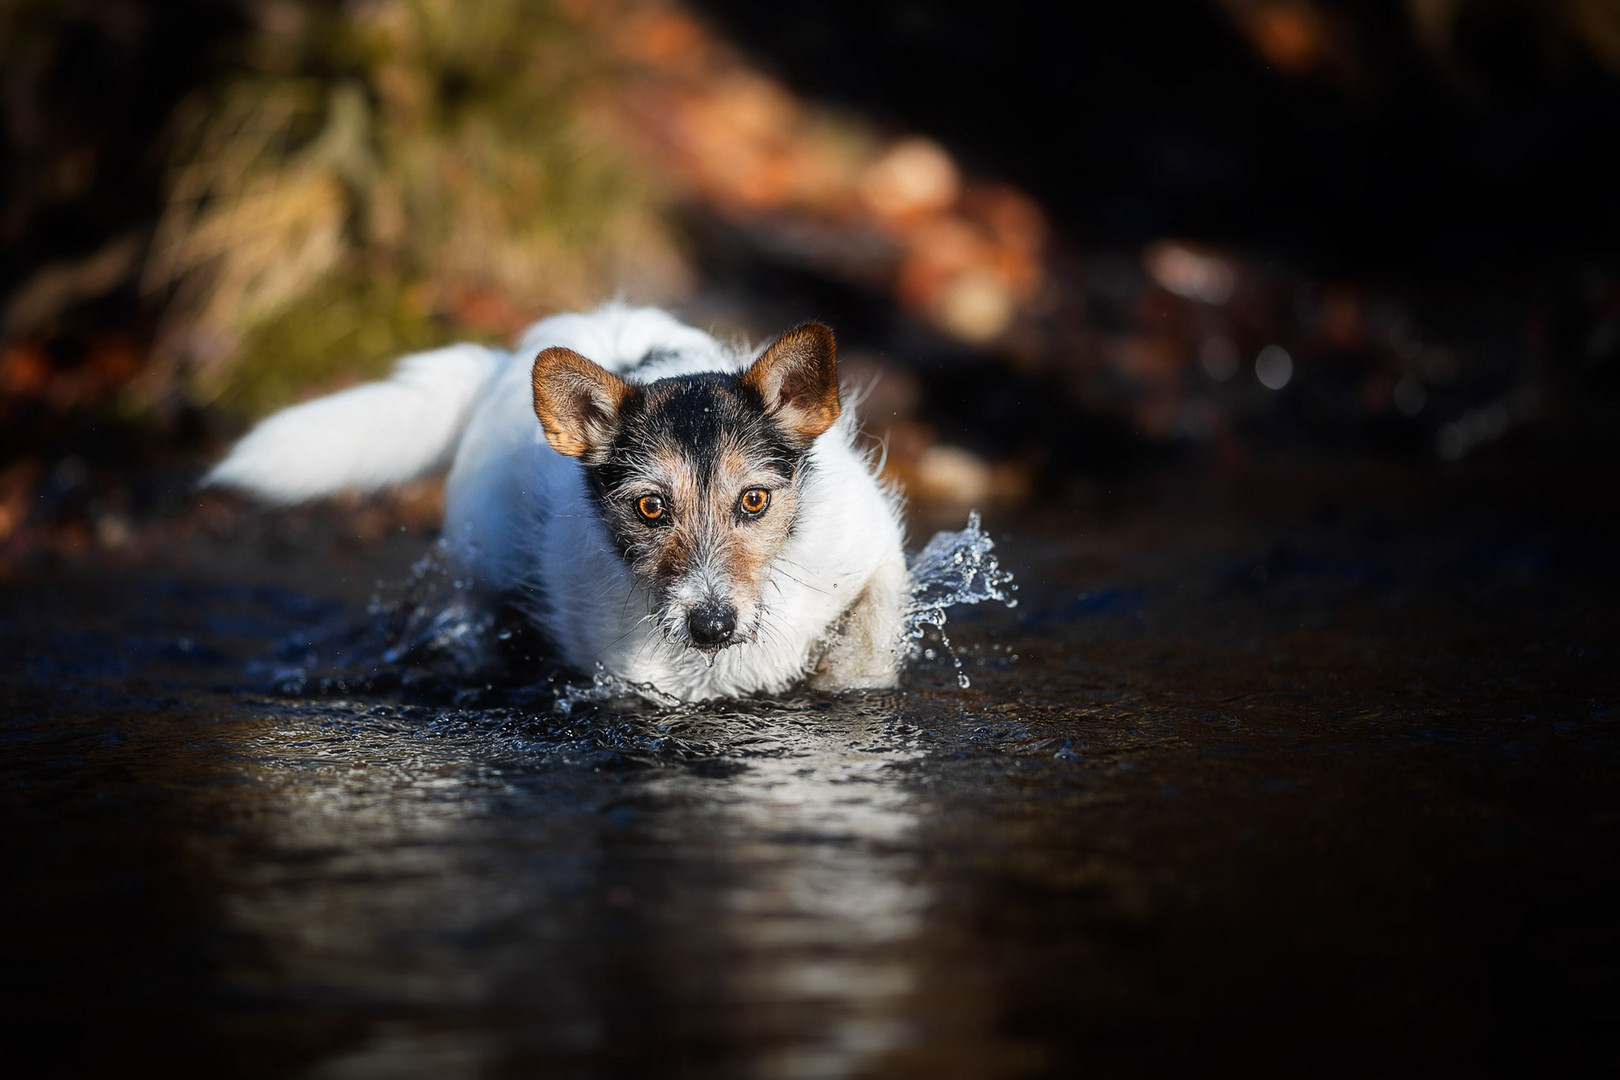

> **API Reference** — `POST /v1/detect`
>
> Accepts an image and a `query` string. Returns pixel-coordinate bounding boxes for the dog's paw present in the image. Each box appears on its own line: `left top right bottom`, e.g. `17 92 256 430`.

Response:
807 636 901 692
808 556 907 692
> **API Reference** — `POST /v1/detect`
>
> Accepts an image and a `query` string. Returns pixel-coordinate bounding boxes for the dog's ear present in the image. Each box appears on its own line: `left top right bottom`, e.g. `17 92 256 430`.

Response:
740 322 841 445
531 347 632 462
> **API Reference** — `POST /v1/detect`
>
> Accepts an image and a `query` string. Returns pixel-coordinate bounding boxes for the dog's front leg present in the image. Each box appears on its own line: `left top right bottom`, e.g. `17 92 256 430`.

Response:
810 553 908 691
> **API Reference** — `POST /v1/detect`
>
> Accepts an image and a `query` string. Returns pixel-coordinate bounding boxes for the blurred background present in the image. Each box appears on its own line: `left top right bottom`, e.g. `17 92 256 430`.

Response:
5 7 1620 1073
3 0 1619 559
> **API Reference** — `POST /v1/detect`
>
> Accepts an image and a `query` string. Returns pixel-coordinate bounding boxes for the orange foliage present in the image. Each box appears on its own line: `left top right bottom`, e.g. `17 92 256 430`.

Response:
577 0 1049 345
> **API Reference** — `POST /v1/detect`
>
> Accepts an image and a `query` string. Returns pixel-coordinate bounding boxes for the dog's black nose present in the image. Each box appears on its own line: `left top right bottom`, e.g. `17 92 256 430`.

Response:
687 602 736 647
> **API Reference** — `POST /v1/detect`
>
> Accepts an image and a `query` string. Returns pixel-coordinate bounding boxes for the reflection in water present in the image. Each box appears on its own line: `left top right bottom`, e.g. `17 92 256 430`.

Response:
691 710 928 1078
5 489 1618 1075
200 698 940 1076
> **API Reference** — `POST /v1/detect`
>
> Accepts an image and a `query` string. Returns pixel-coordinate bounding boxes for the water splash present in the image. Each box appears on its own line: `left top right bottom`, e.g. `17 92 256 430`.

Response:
374 540 491 674
905 510 1018 688
259 513 1015 704
552 665 681 716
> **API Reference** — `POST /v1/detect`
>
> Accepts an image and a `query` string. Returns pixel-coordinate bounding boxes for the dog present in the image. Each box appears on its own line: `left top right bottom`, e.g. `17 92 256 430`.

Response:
207 303 910 701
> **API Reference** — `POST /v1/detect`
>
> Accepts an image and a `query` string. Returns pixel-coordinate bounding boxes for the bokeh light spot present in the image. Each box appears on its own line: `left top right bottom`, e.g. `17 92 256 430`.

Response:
1393 374 1425 416
1255 345 1292 390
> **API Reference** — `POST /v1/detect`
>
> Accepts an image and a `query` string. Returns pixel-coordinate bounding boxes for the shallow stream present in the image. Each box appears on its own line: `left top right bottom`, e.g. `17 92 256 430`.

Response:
3 468 1617 1076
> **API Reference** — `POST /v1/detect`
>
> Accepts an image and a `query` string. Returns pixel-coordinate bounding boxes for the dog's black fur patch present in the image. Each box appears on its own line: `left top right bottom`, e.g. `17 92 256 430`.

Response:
582 373 809 558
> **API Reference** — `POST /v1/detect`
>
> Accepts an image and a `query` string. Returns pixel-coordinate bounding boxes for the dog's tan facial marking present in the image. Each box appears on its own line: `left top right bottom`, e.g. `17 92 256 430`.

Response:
700 431 798 598
604 430 792 599
580 364 821 650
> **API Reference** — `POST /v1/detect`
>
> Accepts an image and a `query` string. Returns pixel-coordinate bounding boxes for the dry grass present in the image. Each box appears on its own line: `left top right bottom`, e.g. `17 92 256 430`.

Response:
144 0 689 416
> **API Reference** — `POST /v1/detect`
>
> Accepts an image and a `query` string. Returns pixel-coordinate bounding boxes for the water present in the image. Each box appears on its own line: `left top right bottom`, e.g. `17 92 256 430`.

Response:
276 513 1019 709
3 469 1619 1075
905 510 1018 687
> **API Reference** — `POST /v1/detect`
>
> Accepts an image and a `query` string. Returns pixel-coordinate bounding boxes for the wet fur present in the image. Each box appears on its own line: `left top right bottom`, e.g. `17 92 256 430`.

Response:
586 380 806 650
207 303 909 702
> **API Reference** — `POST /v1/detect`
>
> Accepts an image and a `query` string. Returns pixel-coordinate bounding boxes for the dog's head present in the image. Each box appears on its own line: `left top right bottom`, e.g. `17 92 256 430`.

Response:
531 324 841 655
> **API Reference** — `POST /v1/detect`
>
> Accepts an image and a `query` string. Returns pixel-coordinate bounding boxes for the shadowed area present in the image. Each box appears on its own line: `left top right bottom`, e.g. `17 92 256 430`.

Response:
3 462 1616 1075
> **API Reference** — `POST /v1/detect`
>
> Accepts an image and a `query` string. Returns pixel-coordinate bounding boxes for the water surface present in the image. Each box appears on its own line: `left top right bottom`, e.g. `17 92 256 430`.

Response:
3 469 1617 1076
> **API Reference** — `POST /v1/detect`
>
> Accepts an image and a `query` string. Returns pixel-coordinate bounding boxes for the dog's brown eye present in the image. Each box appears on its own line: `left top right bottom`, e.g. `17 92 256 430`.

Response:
738 488 770 516
636 494 665 522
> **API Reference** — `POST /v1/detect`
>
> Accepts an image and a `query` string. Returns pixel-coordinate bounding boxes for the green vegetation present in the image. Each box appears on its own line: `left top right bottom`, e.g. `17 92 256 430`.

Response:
148 0 685 417
216 270 460 415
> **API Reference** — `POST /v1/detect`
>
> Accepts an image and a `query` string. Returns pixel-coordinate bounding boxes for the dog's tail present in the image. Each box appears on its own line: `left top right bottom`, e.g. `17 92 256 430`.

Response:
204 343 503 505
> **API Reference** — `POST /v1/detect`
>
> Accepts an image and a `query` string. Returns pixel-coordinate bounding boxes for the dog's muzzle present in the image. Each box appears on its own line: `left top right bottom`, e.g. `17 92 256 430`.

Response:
686 601 737 649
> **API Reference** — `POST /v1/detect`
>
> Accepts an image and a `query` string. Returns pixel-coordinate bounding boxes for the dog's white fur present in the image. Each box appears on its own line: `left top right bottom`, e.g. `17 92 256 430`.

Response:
208 303 909 701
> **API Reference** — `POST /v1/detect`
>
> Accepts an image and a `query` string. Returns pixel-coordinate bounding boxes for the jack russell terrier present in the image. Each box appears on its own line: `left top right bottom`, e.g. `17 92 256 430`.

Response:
208 303 909 701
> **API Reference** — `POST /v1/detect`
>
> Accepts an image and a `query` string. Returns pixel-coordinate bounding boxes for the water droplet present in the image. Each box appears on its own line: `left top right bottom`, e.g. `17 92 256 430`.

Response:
904 510 1018 688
